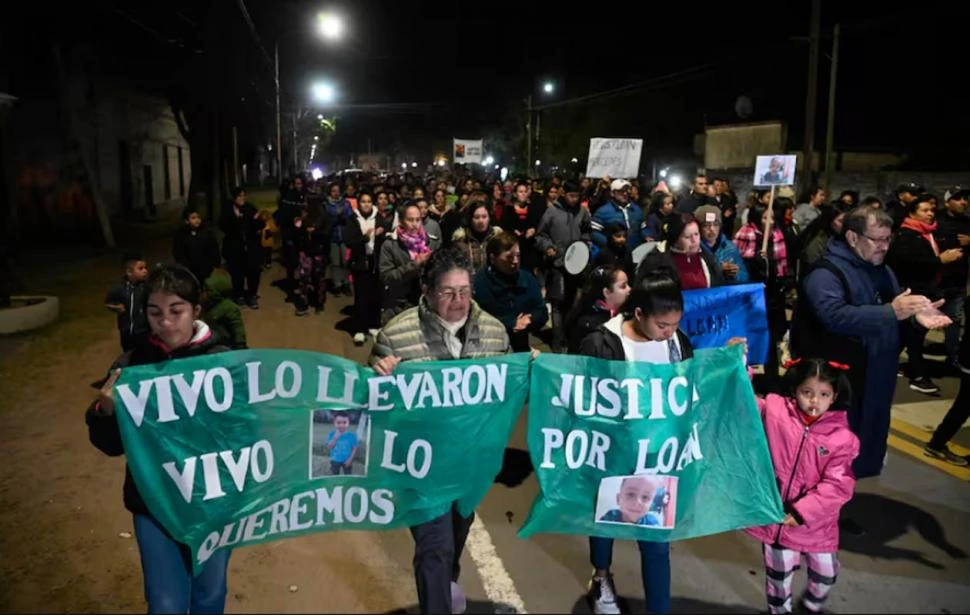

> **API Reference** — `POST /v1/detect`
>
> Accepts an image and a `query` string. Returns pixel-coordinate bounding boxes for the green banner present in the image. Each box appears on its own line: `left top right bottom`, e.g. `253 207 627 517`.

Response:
519 346 784 541
113 350 531 574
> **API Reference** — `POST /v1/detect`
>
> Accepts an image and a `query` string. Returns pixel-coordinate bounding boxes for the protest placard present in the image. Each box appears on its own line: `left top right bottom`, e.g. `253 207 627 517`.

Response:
682 284 769 365
453 138 484 164
754 154 796 186
585 138 643 178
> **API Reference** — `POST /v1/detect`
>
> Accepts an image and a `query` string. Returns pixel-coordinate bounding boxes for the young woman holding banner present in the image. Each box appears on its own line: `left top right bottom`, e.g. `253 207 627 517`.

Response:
577 272 690 614
577 272 744 614
86 265 233 614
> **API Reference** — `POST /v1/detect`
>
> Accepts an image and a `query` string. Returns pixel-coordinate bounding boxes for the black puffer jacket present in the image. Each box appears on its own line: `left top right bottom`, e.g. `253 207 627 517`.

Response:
86 323 227 516
885 227 941 299
578 317 695 362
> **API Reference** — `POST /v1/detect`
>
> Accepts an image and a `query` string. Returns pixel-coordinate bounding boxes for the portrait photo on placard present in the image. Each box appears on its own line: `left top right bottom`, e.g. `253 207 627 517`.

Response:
753 154 796 186
594 474 678 528
309 409 371 479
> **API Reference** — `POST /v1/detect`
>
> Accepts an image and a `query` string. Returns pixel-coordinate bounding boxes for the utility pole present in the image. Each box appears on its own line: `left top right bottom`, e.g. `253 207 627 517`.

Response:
274 43 283 182
232 125 240 187
801 0 821 195
823 23 840 192
525 94 533 177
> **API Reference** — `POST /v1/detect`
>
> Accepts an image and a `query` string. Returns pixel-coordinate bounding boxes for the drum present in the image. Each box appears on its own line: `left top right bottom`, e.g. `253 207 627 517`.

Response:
563 241 590 276
631 241 657 265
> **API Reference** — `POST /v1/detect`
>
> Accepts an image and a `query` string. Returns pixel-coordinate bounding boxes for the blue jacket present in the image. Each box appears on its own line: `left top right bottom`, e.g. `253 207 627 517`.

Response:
702 235 749 283
802 238 901 478
591 200 645 249
325 198 354 244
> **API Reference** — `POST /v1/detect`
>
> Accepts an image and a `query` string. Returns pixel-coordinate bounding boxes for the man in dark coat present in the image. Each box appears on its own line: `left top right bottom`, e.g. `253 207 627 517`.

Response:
794 207 951 480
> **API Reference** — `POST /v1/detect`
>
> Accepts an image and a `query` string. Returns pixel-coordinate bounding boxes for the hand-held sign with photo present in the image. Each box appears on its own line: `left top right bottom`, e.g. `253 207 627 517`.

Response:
752 154 795 258
753 154 796 187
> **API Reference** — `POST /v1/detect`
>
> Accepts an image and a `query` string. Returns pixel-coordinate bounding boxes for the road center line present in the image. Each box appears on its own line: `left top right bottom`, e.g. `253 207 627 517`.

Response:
467 514 528 614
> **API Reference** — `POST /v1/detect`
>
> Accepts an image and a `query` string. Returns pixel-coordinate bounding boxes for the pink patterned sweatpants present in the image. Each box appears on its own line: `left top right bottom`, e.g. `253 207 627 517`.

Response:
763 543 839 614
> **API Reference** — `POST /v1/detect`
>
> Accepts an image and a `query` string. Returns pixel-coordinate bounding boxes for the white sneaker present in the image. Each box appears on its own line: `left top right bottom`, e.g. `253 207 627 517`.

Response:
587 575 620 614
450 581 467 614
353 332 366 345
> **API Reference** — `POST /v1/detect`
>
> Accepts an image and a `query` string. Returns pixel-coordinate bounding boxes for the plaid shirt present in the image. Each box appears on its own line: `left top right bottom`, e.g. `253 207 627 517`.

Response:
733 224 788 278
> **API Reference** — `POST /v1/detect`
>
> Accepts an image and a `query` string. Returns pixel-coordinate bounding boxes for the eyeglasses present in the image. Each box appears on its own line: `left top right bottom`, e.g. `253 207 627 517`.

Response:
862 233 892 246
436 288 472 301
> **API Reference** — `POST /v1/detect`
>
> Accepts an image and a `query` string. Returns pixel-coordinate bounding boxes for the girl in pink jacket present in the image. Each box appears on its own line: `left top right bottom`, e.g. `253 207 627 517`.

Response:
746 358 860 615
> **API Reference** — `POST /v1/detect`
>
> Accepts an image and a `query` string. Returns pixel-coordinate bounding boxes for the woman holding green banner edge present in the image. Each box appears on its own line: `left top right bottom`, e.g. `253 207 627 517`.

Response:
370 246 511 615
86 265 233 614
577 271 745 614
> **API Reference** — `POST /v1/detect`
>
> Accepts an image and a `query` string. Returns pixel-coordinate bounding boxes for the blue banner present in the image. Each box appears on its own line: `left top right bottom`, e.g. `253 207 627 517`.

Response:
682 284 769 365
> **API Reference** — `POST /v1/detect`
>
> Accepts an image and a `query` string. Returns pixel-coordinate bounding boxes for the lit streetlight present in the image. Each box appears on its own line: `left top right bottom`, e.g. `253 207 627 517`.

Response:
317 13 344 40
317 114 323 120
312 82 336 103
483 155 494 166
401 162 407 169
535 160 541 166
542 81 555 94
571 157 578 164
411 162 418 168
436 159 446 167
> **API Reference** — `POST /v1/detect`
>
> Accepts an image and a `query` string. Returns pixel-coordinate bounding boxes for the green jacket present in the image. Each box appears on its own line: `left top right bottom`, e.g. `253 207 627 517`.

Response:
369 297 509 365
203 275 248 349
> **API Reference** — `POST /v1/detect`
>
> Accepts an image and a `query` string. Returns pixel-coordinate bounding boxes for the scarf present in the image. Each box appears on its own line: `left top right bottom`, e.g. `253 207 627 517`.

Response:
398 225 431 259
356 209 377 254
594 299 618 318
900 217 939 256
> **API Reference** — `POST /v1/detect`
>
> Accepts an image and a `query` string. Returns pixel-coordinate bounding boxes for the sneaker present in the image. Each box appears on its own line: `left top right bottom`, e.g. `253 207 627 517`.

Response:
587 575 620 615
295 308 310 317
450 581 466 615
923 444 970 467
353 332 366 345
909 377 940 395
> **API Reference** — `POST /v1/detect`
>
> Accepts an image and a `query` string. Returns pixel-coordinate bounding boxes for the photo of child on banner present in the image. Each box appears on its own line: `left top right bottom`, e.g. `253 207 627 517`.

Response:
595 475 678 529
681 283 770 365
519 346 784 542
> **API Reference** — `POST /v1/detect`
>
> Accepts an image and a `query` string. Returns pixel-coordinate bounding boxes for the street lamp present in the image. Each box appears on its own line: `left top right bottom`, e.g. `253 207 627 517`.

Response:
274 15 346 179
543 81 555 94
317 13 344 40
312 82 336 104
411 162 418 168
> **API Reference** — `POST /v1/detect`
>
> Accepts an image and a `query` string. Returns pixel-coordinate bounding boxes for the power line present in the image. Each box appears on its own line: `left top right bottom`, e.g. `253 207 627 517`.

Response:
534 64 717 112
235 0 274 72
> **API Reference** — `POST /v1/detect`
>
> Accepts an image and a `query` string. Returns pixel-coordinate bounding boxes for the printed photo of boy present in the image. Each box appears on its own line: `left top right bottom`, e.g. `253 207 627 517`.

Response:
595 475 677 529
309 410 369 478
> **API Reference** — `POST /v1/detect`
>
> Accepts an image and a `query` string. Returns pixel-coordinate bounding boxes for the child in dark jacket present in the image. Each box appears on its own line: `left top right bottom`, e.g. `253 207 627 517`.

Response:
87 265 233 613
202 272 248 349
593 222 632 275
172 205 221 286
564 264 630 354
294 213 331 316
103 254 150 351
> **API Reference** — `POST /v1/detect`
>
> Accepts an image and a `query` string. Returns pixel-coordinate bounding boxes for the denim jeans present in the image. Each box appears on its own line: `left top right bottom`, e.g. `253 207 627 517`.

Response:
589 536 671 614
940 290 966 363
133 514 231 614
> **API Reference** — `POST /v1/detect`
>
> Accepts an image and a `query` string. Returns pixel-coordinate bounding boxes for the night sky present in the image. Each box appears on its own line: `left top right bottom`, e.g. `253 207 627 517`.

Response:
3 0 965 166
